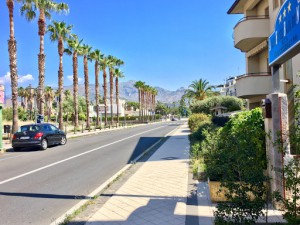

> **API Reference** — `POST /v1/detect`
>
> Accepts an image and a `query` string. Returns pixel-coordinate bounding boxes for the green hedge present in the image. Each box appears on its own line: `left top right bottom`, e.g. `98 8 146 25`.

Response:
190 96 244 115
188 113 211 132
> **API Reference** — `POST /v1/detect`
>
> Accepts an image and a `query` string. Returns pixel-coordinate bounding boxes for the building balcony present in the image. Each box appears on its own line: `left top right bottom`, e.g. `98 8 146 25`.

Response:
233 16 270 52
236 72 272 99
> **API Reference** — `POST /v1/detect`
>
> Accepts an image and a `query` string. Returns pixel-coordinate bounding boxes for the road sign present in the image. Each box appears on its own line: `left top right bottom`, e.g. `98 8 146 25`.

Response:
269 0 300 66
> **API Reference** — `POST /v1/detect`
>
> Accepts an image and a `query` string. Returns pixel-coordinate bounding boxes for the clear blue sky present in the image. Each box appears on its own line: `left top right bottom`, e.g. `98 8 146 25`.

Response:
0 0 245 92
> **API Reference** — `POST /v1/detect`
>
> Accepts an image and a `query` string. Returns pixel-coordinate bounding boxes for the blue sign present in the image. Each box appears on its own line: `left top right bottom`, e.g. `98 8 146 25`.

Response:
269 0 300 66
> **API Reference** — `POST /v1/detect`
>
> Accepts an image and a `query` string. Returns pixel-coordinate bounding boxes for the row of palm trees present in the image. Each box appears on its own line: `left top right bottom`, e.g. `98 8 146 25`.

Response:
18 85 69 122
6 0 125 132
134 81 158 122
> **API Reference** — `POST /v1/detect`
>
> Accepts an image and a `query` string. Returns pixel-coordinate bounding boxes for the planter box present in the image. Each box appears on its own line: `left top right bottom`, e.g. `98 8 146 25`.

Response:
209 181 227 202
208 180 267 202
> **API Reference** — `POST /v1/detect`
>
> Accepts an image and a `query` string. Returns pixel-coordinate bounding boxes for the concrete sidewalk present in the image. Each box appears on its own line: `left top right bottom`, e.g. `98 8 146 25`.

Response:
84 123 215 225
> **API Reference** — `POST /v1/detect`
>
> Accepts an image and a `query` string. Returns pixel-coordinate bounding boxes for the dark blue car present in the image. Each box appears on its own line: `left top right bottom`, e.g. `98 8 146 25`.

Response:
12 123 67 151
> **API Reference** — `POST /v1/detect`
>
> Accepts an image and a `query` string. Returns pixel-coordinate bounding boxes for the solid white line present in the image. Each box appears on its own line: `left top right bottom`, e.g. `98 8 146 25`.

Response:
0 125 165 185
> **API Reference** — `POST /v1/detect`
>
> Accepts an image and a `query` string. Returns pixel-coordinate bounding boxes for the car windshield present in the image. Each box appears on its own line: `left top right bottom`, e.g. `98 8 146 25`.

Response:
19 125 41 132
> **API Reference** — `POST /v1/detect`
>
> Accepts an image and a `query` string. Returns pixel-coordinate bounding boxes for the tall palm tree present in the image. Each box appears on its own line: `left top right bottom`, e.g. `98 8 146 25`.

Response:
47 21 72 130
18 87 25 107
107 55 117 125
114 68 124 124
79 44 92 128
65 34 82 128
20 0 69 115
90 49 103 127
184 79 212 101
7 0 19 133
144 85 151 121
44 86 55 121
134 81 145 122
107 57 124 123
26 85 35 120
100 56 109 126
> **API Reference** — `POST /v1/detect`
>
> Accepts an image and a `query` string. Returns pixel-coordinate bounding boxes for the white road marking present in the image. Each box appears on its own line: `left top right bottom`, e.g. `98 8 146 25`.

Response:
0 125 165 185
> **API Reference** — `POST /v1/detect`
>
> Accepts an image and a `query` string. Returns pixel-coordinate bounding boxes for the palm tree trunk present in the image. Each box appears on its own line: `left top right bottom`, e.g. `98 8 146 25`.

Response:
58 56 64 130
103 69 108 126
58 39 64 130
7 0 18 133
138 89 141 122
38 9 46 116
73 51 79 128
141 91 144 122
84 55 90 128
109 68 113 125
116 77 119 124
95 61 100 126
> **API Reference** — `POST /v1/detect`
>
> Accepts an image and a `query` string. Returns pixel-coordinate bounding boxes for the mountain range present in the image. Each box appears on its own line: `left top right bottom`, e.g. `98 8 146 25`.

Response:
64 80 186 104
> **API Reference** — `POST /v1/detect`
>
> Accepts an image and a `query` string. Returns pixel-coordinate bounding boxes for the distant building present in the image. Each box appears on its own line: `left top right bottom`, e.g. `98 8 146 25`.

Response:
219 77 237 97
90 99 126 118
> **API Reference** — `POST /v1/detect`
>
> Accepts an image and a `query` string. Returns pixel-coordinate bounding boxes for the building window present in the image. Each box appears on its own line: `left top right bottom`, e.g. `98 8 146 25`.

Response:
273 0 279 9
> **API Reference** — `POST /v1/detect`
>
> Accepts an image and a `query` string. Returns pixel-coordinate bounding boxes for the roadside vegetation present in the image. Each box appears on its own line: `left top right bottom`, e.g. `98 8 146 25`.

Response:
186 76 300 224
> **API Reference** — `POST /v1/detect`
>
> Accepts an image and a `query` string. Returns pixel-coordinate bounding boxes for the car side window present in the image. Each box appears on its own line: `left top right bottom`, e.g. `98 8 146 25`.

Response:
49 125 58 132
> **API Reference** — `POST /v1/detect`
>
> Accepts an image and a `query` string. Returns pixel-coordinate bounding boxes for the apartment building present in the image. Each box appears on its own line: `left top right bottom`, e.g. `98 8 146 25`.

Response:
228 0 300 202
219 77 237 97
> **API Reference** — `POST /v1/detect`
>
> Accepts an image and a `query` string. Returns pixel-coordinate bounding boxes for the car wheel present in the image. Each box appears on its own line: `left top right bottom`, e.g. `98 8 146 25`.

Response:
13 147 21 151
40 139 48 150
60 136 67 145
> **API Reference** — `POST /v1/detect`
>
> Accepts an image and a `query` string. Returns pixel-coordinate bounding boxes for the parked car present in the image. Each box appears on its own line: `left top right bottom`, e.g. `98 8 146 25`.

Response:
12 123 67 151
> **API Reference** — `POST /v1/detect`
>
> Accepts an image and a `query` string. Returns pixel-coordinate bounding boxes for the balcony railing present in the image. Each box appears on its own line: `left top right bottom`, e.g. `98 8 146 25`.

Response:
235 72 272 98
233 16 270 52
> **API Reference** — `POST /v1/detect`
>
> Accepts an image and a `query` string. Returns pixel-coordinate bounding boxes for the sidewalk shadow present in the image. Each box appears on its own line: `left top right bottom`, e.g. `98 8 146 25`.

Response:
68 194 211 225
126 137 162 163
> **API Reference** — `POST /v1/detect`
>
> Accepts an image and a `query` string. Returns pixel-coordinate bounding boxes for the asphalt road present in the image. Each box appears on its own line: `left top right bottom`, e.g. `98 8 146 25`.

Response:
0 121 183 225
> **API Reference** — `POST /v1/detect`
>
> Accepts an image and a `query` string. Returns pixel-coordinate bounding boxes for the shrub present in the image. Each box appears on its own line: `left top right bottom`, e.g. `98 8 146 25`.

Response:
190 96 244 115
208 108 267 224
188 113 210 132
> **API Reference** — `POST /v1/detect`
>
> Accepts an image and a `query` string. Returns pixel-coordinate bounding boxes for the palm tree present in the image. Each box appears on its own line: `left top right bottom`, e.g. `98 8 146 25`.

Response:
18 87 25 107
108 57 124 125
107 55 117 125
20 0 69 115
26 85 35 120
134 81 145 122
90 49 104 127
7 0 19 133
47 21 72 130
144 85 151 121
79 44 92 128
100 56 109 126
184 79 212 101
114 68 124 124
44 86 55 121
65 35 82 128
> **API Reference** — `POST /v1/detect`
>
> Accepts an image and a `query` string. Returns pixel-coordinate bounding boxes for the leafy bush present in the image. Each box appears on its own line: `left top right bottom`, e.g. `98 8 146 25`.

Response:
190 96 244 115
206 108 267 224
188 113 211 132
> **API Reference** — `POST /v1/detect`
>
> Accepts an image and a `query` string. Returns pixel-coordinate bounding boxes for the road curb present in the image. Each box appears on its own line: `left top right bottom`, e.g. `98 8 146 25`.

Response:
50 122 181 225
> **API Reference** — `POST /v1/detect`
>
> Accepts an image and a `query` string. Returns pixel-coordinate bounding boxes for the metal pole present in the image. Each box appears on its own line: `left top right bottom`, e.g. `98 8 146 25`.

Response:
124 103 127 127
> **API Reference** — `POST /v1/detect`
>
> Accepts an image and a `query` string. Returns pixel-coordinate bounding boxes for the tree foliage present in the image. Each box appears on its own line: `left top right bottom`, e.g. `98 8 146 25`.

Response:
190 95 244 115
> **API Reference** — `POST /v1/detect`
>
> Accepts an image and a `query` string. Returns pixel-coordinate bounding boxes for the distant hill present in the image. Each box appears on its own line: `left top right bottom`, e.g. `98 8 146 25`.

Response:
64 80 186 103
